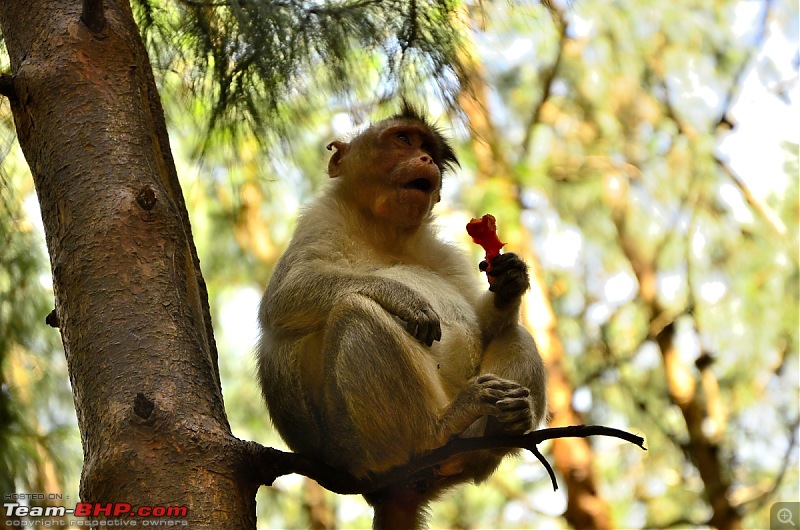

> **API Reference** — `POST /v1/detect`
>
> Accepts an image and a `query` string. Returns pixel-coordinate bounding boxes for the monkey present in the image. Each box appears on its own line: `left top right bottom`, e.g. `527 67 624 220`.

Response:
257 102 547 530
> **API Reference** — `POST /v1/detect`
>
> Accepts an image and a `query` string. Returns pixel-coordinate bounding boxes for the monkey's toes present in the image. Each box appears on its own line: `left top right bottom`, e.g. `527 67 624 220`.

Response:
476 373 521 387
497 404 533 432
496 395 530 412
500 387 530 400
500 419 533 435
476 374 527 404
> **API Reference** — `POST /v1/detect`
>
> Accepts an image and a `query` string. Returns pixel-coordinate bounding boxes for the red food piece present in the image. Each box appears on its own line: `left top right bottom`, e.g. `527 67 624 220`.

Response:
466 214 505 282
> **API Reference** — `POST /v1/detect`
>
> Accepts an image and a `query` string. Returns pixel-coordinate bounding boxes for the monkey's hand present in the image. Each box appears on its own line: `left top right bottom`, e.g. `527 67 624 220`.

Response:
400 304 442 347
481 253 530 308
360 282 442 347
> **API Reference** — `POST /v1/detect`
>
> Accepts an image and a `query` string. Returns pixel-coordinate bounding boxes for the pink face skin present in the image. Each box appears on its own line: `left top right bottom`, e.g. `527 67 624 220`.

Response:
328 121 443 230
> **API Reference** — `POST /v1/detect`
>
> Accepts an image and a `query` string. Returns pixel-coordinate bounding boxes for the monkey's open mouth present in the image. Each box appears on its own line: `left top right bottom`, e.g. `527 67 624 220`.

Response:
402 178 435 193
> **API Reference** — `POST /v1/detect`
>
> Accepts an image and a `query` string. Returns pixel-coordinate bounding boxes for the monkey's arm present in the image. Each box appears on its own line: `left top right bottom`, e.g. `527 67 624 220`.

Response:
262 259 441 346
475 253 530 343
472 252 547 432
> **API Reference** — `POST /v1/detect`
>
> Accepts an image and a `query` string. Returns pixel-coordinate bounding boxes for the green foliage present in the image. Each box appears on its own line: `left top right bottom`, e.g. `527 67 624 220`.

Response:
134 0 465 141
0 139 80 501
170 0 798 526
480 0 799 527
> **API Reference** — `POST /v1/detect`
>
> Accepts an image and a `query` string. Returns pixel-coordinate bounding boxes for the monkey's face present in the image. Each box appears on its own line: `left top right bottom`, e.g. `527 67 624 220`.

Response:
370 122 443 226
331 120 446 229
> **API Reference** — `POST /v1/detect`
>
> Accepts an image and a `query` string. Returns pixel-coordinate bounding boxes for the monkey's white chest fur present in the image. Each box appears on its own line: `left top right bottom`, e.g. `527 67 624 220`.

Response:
372 264 484 396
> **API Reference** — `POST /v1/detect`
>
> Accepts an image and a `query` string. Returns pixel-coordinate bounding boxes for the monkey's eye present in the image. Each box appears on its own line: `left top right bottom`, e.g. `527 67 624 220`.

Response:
396 132 411 145
421 141 435 154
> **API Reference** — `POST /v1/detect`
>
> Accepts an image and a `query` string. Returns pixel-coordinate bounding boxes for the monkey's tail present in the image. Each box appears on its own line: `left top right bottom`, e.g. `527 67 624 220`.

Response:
365 485 429 530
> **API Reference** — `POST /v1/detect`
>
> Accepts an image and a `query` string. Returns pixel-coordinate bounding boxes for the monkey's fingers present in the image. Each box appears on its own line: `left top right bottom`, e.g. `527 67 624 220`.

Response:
487 254 528 281
404 308 442 347
488 268 530 307
482 387 530 403
429 312 443 344
487 260 529 283
405 321 432 346
488 274 527 293
487 252 525 270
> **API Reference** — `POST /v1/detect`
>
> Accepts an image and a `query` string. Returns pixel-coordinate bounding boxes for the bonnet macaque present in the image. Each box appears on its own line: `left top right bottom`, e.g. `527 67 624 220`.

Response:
257 103 547 529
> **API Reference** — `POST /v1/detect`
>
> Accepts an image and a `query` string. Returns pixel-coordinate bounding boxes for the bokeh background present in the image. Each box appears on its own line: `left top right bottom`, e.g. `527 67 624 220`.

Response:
2 0 798 528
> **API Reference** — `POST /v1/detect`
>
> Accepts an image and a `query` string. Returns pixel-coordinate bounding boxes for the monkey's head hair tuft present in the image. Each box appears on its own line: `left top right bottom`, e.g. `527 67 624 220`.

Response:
387 100 460 176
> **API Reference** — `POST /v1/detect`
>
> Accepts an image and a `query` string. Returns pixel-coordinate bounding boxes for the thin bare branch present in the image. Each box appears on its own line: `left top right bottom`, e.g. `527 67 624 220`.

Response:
712 1 788 235
657 0 786 237
659 77 787 237
715 0 773 128
715 157 787 235
520 5 568 161
244 424 646 496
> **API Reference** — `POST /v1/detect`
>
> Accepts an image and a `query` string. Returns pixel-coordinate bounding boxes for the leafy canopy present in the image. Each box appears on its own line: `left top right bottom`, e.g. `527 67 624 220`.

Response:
134 0 465 138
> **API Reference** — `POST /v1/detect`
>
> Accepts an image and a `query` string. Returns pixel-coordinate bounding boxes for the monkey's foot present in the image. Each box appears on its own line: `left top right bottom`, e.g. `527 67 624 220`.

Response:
475 374 532 435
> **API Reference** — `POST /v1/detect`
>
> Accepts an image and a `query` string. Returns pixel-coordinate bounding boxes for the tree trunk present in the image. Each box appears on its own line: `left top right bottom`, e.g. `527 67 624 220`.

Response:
0 1 258 526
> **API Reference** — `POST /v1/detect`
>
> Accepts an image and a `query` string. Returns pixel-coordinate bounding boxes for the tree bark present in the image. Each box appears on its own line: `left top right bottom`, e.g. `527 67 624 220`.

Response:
0 1 257 526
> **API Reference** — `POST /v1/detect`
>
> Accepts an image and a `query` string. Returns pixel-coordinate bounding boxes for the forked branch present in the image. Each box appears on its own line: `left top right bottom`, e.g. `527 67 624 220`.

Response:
244 424 646 495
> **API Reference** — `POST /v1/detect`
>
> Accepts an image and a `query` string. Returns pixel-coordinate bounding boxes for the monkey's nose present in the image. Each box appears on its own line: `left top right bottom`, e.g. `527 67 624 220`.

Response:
420 155 433 165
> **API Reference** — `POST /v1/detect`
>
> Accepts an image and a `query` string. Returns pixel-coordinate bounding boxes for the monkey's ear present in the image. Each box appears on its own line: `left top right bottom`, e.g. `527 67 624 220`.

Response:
326 141 349 178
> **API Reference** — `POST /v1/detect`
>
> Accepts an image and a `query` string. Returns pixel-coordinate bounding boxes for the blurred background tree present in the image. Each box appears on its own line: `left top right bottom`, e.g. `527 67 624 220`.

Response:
2 0 797 528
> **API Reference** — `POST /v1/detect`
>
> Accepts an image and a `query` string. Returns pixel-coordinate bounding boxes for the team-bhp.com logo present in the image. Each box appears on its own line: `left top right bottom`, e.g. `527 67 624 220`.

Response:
4 499 189 527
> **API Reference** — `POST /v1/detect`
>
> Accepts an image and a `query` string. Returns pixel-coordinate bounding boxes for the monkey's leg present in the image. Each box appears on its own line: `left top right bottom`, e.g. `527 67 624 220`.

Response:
480 324 548 434
319 292 452 476
429 326 548 485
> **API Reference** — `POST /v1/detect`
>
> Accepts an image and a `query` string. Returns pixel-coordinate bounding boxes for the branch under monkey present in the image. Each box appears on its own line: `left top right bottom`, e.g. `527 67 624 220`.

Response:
245 424 646 495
